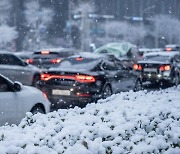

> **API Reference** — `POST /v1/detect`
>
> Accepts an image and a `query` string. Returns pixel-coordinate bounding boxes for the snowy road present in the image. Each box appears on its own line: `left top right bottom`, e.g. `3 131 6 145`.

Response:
0 86 179 154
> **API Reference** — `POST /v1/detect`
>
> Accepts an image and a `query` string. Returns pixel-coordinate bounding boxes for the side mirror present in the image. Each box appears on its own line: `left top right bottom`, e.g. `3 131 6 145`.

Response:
13 82 22 92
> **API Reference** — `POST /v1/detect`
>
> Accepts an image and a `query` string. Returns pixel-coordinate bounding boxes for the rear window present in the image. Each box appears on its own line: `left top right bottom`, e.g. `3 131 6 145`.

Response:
144 55 170 62
58 58 100 70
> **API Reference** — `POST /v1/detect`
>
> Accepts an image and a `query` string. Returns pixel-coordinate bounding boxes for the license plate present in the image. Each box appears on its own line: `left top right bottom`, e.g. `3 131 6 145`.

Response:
52 89 70 96
144 68 157 72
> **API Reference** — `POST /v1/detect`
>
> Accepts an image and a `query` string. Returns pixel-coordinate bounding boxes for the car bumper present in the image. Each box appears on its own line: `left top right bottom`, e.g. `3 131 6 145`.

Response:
141 72 172 83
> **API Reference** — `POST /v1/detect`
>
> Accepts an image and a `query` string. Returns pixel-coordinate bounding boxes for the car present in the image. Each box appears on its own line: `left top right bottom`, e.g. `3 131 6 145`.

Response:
94 42 142 69
0 51 42 87
38 52 139 110
164 44 180 52
19 48 81 69
14 51 34 63
0 74 50 126
133 51 180 86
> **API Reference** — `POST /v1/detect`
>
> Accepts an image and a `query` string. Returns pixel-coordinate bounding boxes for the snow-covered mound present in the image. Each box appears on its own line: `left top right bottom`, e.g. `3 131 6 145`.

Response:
0 87 180 154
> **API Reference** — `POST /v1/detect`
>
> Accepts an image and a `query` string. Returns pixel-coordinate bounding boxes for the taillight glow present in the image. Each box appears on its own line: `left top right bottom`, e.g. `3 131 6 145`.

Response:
26 59 34 64
159 65 171 71
51 58 61 64
165 48 172 52
76 57 83 61
41 51 50 54
133 64 142 71
40 74 95 83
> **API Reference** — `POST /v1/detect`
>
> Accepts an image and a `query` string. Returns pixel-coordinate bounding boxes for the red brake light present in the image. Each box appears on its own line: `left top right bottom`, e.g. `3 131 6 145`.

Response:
133 64 142 71
76 57 83 61
26 59 34 64
75 75 95 83
159 65 171 71
40 74 95 83
41 51 50 54
51 58 61 64
165 48 172 52
41 74 51 81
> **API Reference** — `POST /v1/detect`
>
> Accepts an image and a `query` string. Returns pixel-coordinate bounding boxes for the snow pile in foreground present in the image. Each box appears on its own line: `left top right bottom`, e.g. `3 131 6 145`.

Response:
0 87 180 154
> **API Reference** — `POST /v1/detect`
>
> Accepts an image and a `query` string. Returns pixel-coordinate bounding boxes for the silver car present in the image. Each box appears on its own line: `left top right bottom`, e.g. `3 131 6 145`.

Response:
0 74 50 126
0 51 41 86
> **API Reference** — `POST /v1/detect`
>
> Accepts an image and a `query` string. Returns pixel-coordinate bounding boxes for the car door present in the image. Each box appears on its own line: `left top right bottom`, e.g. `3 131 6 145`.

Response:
0 77 18 126
114 60 136 91
101 60 123 93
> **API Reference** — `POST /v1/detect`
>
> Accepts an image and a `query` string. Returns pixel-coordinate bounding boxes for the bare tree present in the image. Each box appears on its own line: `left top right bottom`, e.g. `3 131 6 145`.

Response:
24 1 54 50
0 0 18 51
73 2 95 51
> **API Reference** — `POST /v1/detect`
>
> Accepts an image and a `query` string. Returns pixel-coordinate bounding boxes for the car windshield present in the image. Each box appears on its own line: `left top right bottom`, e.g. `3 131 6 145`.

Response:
143 55 170 62
58 57 100 70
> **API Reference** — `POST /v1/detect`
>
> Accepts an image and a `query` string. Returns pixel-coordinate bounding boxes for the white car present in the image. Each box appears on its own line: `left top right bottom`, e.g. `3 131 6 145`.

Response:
0 51 41 87
0 74 50 126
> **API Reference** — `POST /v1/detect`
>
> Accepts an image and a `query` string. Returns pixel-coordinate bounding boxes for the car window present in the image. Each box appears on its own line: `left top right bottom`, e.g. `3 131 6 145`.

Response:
0 77 11 92
102 61 117 70
0 54 23 66
144 55 170 62
114 60 125 70
59 57 100 70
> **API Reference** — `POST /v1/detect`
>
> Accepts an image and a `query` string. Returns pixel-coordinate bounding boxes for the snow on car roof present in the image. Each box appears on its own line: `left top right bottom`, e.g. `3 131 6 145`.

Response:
144 51 180 57
0 87 179 153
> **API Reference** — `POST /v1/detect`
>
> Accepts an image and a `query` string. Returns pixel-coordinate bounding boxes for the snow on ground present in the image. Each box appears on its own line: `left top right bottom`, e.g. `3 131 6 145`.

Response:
0 87 180 154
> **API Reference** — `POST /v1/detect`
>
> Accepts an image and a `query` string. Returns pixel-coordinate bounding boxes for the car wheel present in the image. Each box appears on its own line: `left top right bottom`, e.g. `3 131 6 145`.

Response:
32 75 40 87
102 85 112 99
134 79 143 91
31 107 45 115
173 74 179 86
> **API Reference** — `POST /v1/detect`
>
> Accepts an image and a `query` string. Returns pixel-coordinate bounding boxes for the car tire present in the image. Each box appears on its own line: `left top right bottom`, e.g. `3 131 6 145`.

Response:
32 75 40 87
134 79 143 92
31 106 45 115
102 84 112 99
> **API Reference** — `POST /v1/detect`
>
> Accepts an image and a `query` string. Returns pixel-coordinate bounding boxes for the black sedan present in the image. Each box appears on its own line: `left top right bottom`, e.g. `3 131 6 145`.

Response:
16 48 81 69
133 51 180 86
38 52 139 109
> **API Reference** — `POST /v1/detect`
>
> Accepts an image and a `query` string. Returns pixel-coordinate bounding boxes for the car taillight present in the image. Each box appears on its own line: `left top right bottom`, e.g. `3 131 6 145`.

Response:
51 58 61 64
159 65 171 71
76 57 83 61
41 51 50 54
40 74 95 83
26 59 34 64
165 48 172 52
133 64 142 71
41 74 51 81
75 75 95 83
